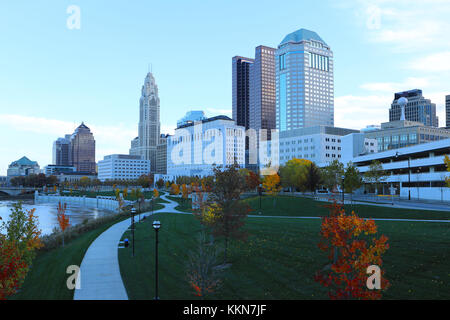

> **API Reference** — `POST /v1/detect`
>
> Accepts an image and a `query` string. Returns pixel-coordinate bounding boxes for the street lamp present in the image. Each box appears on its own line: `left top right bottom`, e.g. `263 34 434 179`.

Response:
341 175 345 204
131 207 136 257
395 151 411 200
152 220 161 300
258 183 262 213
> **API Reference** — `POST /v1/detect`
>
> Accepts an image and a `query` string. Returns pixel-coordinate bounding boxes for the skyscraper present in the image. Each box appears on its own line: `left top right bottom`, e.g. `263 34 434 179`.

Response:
130 72 161 173
275 28 334 131
249 45 276 136
69 122 96 174
232 56 254 130
446 95 450 128
389 89 438 127
52 135 71 166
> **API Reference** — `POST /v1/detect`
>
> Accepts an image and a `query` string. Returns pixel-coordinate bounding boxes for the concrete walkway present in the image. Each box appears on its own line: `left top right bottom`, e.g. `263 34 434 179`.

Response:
73 194 181 300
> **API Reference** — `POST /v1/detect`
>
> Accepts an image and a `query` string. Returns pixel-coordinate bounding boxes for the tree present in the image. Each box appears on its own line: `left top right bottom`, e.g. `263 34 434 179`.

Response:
165 181 170 189
206 164 250 264
262 173 282 207
364 160 386 195
186 232 222 299
279 158 312 192
137 174 153 188
315 201 390 299
153 188 159 199
170 183 180 195
123 187 128 198
245 171 261 192
305 162 322 194
57 202 70 247
181 184 188 202
321 159 345 192
0 202 43 299
344 162 363 201
156 178 164 189
79 176 91 190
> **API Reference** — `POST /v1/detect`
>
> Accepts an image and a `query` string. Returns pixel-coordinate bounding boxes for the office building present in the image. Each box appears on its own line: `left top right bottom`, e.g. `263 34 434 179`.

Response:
363 119 450 152
97 154 150 182
69 122 96 174
167 115 245 177
7 156 40 177
389 90 438 127
156 134 170 174
129 72 161 173
53 135 71 166
446 95 450 128
232 56 254 129
44 165 76 176
276 28 334 131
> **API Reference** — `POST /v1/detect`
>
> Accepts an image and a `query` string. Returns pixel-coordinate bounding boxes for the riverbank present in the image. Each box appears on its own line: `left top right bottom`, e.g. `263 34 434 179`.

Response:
0 193 34 201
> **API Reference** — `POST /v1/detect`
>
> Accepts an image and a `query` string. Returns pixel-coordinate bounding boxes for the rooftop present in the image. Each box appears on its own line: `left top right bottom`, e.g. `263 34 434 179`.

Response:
280 28 327 46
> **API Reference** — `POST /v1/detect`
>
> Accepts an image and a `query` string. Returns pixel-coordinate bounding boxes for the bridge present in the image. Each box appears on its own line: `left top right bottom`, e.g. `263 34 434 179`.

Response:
0 187 37 196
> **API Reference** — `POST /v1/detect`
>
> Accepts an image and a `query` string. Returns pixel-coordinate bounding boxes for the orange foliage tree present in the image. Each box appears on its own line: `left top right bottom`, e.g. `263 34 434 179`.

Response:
170 183 180 195
57 202 71 247
0 234 28 300
315 201 390 300
181 184 188 202
262 173 282 207
245 171 261 192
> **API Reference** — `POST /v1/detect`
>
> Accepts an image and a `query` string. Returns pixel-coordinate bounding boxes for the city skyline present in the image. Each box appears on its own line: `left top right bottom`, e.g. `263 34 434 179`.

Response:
1 1 450 175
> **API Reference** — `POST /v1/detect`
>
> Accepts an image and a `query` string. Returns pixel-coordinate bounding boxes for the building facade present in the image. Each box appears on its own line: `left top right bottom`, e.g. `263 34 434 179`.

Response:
276 28 334 131
363 120 450 152
260 126 358 168
130 72 161 173
351 139 450 201
177 111 206 128
69 122 96 174
156 134 170 174
249 46 276 135
97 154 151 182
446 94 450 128
44 165 76 176
389 90 438 127
167 116 245 177
7 156 40 177
53 135 71 166
232 56 254 130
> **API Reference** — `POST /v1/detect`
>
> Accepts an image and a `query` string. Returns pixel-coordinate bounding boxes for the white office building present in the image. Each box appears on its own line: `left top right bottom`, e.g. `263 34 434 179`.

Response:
167 115 245 177
98 154 150 182
350 139 450 201
259 126 358 170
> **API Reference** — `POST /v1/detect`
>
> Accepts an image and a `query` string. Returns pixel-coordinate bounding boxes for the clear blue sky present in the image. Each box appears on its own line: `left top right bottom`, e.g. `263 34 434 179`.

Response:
1 0 449 174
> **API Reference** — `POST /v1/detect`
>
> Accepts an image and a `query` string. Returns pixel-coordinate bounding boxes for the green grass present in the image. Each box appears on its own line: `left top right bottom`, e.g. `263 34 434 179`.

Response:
243 195 450 220
166 195 193 212
118 212 450 300
10 215 129 300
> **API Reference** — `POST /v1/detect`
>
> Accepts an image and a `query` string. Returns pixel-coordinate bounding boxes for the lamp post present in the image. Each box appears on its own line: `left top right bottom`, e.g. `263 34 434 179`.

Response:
131 207 136 257
152 220 161 300
258 183 262 212
341 175 345 204
395 151 411 200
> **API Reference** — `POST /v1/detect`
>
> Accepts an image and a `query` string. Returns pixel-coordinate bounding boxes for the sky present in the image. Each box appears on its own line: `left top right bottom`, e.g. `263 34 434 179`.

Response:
1 0 449 175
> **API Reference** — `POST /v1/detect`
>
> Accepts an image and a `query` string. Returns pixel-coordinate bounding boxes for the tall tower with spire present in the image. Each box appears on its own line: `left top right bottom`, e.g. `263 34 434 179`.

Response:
130 72 161 173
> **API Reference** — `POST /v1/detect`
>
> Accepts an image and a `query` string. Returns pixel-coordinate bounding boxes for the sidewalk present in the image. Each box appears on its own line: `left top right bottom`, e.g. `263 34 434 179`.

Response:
73 194 181 300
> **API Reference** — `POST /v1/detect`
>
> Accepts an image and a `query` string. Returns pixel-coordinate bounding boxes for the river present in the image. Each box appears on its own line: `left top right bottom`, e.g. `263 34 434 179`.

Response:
0 199 116 235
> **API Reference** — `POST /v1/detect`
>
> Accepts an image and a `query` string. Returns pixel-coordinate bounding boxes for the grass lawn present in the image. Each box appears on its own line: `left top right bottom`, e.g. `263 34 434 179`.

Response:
243 195 450 220
166 195 193 212
10 198 167 300
118 212 450 300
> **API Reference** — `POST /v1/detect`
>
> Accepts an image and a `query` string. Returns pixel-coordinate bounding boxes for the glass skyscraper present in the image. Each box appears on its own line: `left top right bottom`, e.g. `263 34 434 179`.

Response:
232 56 254 130
275 28 334 131
69 122 96 174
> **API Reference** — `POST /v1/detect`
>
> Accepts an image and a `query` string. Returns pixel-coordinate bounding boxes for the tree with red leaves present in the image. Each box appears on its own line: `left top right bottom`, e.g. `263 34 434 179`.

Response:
315 201 390 299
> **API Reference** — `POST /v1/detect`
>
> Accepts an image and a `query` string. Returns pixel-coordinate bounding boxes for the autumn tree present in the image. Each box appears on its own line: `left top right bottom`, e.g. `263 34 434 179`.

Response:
245 171 261 192
123 187 128 199
156 178 164 189
0 234 28 300
181 184 188 202
137 174 153 188
57 202 70 247
170 183 180 195
315 201 390 300
262 173 282 207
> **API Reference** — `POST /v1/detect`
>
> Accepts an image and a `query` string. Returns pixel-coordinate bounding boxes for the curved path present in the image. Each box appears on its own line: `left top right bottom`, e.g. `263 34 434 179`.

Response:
73 194 181 300
74 194 449 300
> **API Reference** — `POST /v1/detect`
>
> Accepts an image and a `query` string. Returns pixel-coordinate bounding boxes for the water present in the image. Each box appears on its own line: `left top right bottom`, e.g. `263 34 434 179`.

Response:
0 199 116 235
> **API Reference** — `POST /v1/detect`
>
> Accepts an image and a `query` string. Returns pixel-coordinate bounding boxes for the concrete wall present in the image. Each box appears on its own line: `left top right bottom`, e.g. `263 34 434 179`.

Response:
34 191 132 211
